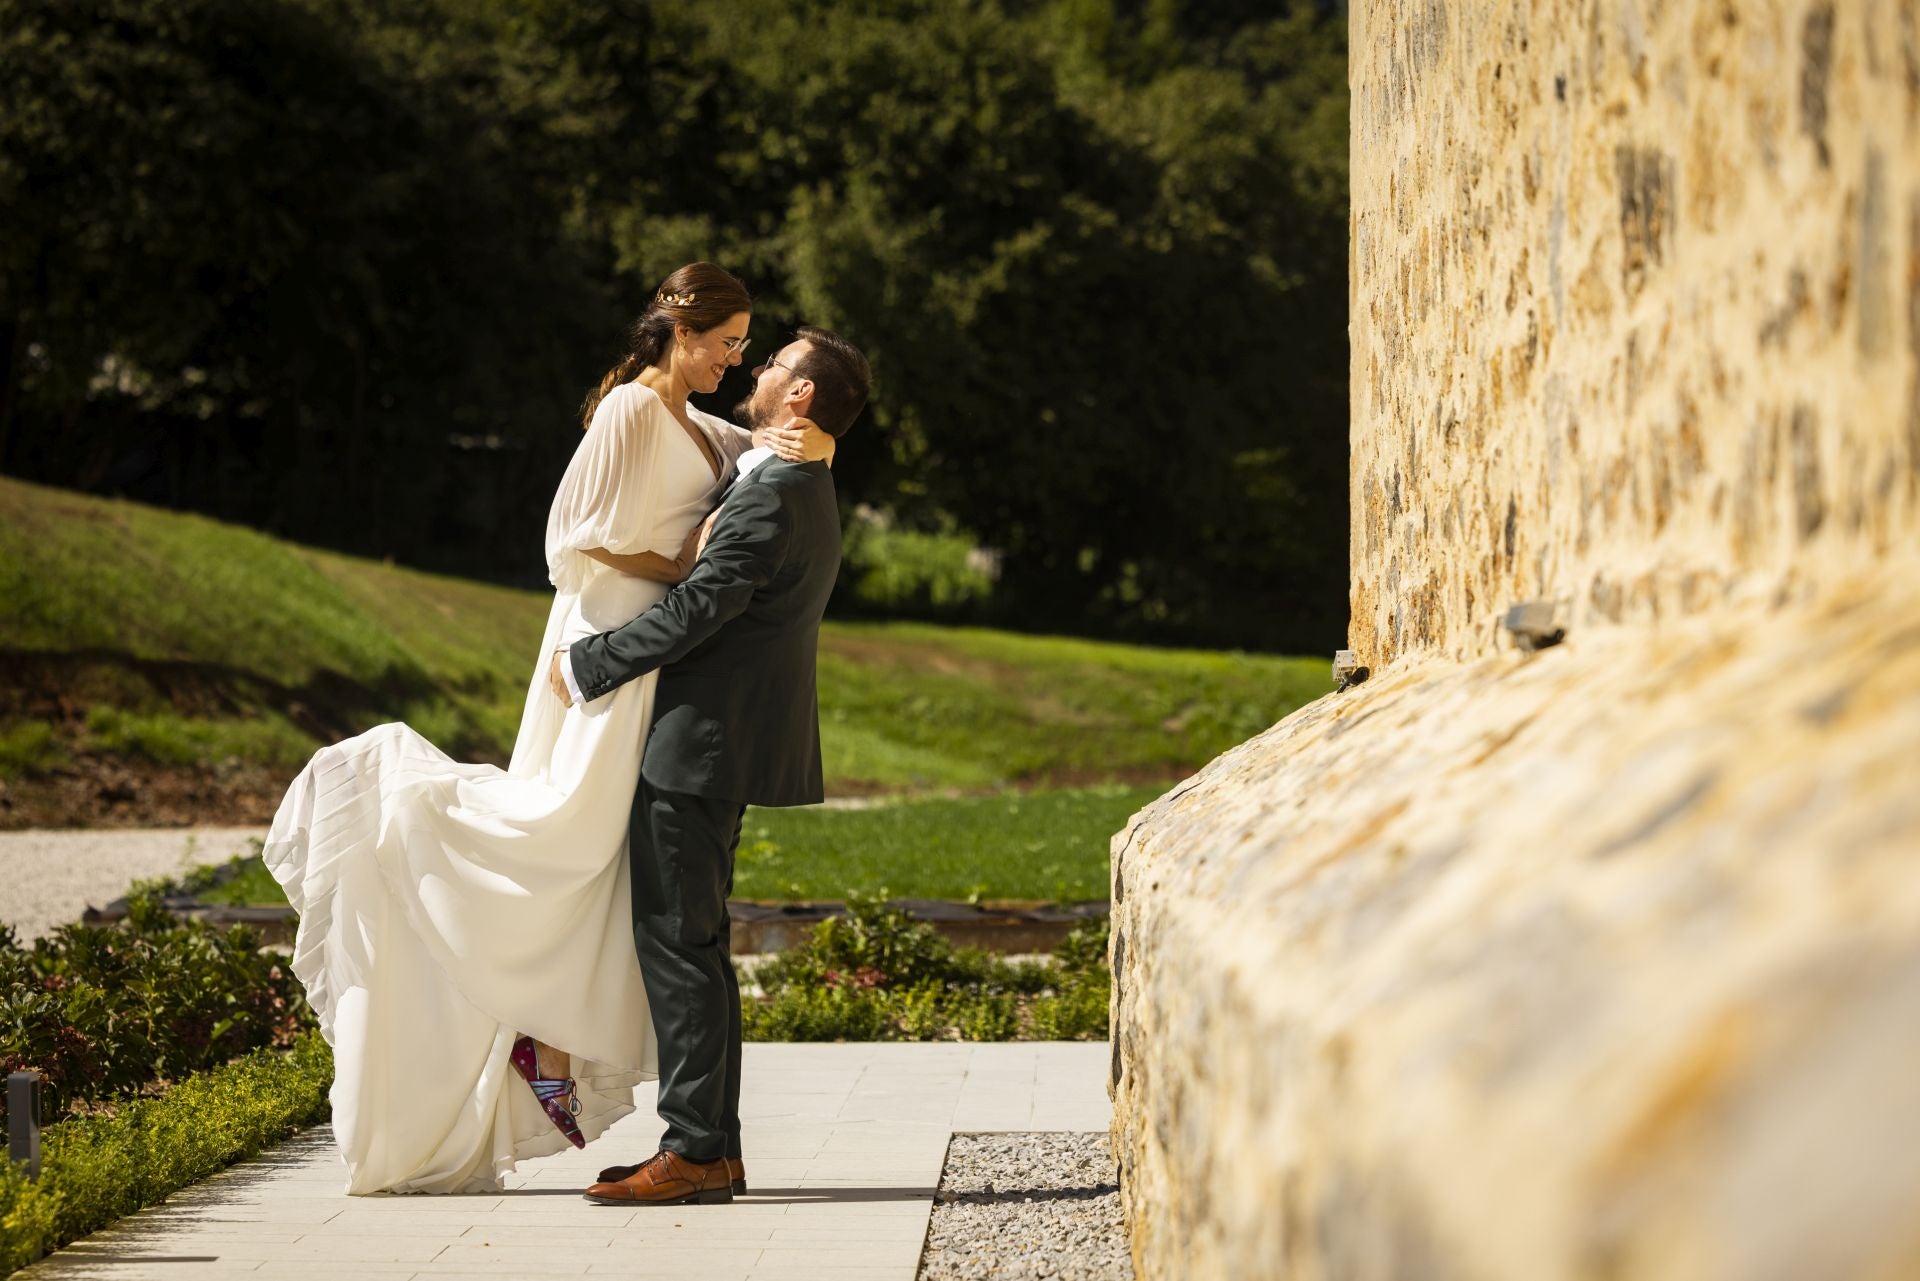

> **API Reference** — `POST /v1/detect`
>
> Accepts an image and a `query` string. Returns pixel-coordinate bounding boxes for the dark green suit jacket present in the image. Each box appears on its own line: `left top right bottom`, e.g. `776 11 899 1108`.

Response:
567 458 840 807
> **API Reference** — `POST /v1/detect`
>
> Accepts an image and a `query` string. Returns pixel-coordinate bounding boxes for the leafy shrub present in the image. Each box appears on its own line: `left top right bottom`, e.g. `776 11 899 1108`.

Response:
951 992 1020 1042
745 893 1110 1042
840 513 997 615
1052 918 1111 974
752 889 960 993
741 983 897 1042
1026 970 1111 1040
0 1032 332 1276
0 893 313 1140
891 981 950 1040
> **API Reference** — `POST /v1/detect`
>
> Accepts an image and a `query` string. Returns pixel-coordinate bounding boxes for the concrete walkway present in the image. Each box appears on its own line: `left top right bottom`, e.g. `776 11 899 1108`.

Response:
19 1042 1114 1280
0 826 263 941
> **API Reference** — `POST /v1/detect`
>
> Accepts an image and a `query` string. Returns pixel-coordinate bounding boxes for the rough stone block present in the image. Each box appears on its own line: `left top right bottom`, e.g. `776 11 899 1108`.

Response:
1110 563 1920 1280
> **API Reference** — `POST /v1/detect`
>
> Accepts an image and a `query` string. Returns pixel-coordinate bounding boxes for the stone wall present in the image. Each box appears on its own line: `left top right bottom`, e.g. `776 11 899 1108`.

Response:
1110 569 1920 1279
1109 1 1920 1276
1349 0 1919 665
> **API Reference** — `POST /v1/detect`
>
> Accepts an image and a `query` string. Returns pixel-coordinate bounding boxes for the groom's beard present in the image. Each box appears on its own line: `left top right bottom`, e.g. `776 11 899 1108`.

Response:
731 396 765 431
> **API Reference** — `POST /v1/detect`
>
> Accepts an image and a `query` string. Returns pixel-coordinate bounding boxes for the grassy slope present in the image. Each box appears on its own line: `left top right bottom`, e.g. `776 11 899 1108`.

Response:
0 477 1328 798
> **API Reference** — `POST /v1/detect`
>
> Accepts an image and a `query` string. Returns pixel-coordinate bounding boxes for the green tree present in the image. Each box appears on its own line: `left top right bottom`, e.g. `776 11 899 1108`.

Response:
2 0 1350 650
585 0 1350 647
0 0 619 571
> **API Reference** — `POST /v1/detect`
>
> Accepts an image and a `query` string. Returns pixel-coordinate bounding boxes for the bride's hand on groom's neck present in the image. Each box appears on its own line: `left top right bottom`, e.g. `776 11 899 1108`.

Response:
754 417 834 465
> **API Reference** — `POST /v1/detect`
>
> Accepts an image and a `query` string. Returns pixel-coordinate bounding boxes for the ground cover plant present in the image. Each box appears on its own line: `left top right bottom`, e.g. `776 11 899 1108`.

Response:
742 894 1110 1043
0 478 1325 828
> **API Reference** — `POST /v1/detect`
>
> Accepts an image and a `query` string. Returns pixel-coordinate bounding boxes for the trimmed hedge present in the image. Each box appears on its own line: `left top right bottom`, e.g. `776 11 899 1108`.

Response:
0 1031 332 1276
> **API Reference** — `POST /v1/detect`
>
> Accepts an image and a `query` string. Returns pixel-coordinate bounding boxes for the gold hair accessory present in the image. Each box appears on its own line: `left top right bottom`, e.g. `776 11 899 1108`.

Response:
656 289 697 307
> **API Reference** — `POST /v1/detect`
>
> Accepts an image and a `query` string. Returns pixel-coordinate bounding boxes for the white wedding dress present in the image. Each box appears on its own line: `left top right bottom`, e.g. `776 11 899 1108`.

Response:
264 382 749 1194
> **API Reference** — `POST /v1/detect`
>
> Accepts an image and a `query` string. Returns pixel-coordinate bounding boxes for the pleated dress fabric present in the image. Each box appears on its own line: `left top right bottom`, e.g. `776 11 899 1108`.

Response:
264 382 747 1194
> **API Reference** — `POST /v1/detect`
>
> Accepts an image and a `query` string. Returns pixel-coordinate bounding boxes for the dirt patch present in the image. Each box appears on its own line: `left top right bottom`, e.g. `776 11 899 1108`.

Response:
0 647 508 829
0 757 292 830
0 647 433 744
1018 763 1188 791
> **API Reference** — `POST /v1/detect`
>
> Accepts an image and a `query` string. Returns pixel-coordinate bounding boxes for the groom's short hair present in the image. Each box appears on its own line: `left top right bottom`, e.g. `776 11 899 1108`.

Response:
791 326 871 438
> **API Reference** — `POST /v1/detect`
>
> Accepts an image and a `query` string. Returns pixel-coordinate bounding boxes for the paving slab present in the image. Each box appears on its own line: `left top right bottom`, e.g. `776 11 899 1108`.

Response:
18 1041 1112 1281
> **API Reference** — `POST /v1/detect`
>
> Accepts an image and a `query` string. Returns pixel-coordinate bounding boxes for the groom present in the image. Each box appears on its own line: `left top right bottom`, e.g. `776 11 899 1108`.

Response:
548 325 870 1206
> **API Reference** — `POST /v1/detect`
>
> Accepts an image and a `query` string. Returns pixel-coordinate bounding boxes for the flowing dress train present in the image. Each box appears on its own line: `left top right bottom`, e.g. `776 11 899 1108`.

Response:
264 382 746 1193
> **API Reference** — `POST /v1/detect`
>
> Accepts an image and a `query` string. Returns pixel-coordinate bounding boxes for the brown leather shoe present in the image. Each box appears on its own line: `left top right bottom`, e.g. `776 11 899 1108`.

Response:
584 1150 733 1206
600 1155 745 1195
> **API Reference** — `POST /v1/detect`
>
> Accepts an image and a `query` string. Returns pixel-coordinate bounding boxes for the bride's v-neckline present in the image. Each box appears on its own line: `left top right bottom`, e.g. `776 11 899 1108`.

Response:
674 409 725 486
632 380 724 484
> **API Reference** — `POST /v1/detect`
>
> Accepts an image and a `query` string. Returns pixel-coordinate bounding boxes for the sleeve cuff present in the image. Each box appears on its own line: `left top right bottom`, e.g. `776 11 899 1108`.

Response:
558 647 586 705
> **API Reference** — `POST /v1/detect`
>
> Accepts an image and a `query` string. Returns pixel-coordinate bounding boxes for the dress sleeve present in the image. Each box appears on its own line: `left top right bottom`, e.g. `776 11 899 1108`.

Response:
544 384 668 595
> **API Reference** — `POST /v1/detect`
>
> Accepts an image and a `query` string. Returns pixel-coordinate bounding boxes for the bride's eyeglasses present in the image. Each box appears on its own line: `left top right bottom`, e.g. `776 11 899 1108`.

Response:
720 336 751 356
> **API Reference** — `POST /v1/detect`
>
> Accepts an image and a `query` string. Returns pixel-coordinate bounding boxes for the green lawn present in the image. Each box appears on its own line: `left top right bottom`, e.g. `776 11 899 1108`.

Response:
733 784 1158 901
183 784 1157 907
0 477 1329 797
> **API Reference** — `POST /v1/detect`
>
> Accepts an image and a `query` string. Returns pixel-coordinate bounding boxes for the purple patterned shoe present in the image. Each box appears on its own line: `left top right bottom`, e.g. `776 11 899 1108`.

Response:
511 1035 585 1149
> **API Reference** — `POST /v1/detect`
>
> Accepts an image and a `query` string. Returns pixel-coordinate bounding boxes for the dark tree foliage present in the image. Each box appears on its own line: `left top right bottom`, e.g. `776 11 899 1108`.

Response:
0 0 616 567
0 0 1348 652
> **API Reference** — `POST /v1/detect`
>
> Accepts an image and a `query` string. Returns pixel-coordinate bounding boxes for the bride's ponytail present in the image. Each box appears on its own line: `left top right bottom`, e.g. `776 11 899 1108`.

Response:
577 262 753 429
580 352 645 429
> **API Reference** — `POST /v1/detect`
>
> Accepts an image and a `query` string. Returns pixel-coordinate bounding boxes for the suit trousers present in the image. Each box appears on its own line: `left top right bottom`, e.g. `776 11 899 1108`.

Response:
627 777 746 1163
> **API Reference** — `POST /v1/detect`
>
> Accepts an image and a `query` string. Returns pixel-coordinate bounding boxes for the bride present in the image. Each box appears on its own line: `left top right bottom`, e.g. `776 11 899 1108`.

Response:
263 262 832 1194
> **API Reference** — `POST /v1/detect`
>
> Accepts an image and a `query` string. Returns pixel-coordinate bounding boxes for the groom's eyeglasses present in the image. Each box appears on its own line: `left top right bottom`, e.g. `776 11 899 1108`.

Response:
753 355 801 379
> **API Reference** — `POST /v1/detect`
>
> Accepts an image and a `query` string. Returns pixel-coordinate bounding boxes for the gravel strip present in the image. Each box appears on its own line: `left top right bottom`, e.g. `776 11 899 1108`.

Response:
919 1132 1133 1280
0 825 264 941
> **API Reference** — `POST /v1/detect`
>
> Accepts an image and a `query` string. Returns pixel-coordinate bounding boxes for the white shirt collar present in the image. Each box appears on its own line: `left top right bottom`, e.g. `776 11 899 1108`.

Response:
734 445 779 479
